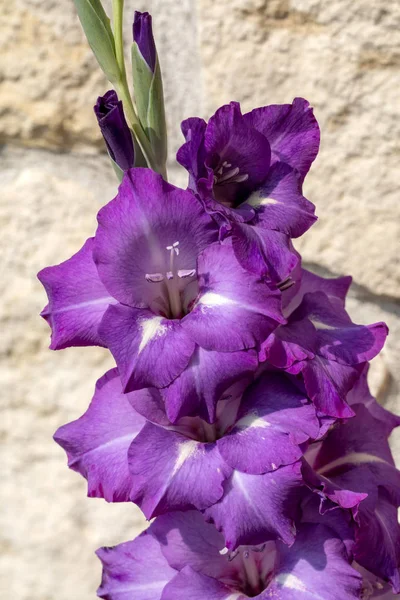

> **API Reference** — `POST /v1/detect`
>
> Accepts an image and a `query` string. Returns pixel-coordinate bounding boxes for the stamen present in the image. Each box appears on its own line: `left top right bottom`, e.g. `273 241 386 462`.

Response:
145 272 164 282
232 173 249 183
178 269 196 278
277 277 295 291
227 549 240 562
218 166 240 183
145 241 196 319
242 550 261 594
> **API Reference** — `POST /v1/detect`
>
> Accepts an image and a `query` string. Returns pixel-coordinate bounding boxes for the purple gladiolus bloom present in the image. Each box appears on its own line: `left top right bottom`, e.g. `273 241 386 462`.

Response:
55 368 321 550
133 11 156 72
177 99 319 282
94 90 135 171
262 267 388 418
304 367 400 592
39 169 285 405
96 510 362 600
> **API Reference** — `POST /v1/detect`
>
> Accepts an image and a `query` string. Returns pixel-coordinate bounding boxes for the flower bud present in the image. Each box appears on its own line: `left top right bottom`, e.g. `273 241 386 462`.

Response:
133 11 156 73
94 90 135 172
131 11 167 174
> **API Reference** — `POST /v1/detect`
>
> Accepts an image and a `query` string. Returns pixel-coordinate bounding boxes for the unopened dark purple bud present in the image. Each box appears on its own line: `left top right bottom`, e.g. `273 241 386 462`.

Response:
133 11 156 73
94 90 135 171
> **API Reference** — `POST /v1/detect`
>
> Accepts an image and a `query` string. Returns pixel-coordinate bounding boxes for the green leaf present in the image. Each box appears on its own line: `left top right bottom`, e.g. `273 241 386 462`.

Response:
147 57 168 168
87 0 114 48
73 0 120 83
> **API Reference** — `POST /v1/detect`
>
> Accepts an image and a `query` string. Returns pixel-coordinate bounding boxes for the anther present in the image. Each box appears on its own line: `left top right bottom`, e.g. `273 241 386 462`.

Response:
277 277 295 291
145 272 164 283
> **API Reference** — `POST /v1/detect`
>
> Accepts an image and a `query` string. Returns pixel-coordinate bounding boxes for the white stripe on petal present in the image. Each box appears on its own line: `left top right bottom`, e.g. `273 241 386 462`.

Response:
247 192 280 208
199 292 237 307
138 316 168 354
172 440 198 475
275 574 307 592
309 318 336 331
50 296 115 313
236 413 270 430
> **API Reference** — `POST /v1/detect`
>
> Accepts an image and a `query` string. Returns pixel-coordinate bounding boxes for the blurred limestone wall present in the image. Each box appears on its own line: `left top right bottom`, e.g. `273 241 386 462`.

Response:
1 0 399 598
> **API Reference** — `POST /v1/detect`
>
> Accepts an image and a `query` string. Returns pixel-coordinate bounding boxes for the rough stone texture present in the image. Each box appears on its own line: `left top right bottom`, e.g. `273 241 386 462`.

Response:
199 0 400 298
0 0 201 163
0 148 144 599
1 0 399 598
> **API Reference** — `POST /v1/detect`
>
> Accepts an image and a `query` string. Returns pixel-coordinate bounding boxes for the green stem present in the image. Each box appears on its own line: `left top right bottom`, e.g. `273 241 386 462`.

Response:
112 0 160 173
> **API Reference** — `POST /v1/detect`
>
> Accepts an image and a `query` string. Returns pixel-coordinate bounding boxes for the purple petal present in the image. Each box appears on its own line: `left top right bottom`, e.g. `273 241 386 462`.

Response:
302 357 359 418
301 460 368 520
94 90 135 171
128 423 231 518
150 511 231 581
99 305 196 391
94 168 217 310
347 365 400 431
283 268 352 317
161 347 258 423
38 238 115 349
355 490 400 593
217 373 319 474
54 369 146 502
205 462 303 550
313 403 400 499
133 12 156 72
246 162 316 238
161 567 239 600
266 524 361 599
97 530 176 600
176 117 208 191
300 492 356 558
231 223 299 282
182 242 285 352
296 292 388 365
260 319 316 369
244 97 320 181
204 102 271 207
127 386 170 427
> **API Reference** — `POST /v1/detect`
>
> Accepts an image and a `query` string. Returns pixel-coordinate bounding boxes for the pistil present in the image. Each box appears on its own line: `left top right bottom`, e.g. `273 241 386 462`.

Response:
242 550 262 596
202 421 218 443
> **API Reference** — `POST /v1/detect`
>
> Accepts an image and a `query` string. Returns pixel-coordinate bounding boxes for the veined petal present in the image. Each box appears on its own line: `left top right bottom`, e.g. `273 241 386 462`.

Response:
302 357 359 418
150 511 232 582
38 238 115 349
177 117 208 192
244 97 320 182
54 369 146 502
161 347 258 424
205 462 303 550
283 268 352 317
182 242 285 352
161 567 244 600
296 292 388 365
97 531 176 600
266 524 361 599
355 490 400 593
217 373 319 474
99 305 196 391
231 223 299 282
128 423 231 518
246 162 316 238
